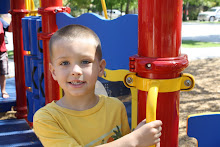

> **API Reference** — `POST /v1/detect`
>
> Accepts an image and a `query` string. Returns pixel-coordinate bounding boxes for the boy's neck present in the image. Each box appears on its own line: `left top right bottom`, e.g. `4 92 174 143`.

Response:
56 94 99 111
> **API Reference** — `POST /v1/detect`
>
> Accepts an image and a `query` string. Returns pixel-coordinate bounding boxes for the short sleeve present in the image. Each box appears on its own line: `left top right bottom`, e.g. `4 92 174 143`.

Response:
33 109 82 147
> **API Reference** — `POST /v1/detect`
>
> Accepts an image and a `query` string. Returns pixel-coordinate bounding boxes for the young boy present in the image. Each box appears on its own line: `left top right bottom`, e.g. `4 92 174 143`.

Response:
33 24 162 147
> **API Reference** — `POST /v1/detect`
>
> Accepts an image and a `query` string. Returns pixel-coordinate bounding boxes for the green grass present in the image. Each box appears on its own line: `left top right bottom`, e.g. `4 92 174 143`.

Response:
7 50 14 59
182 40 220 48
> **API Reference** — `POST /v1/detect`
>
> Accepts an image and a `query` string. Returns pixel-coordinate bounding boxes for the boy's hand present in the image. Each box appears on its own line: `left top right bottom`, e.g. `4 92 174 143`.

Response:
132 119 162 147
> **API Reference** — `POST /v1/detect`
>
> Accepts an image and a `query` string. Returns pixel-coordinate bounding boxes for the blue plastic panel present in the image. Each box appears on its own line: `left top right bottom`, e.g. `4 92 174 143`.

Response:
29 16 41 56
22 17 31 51
187 113 220 147
0 0 10 14
27 91 34 122
56 12 138 70
36 18 43 59
38 61 45 100
24 55 32 87
30 57 40 96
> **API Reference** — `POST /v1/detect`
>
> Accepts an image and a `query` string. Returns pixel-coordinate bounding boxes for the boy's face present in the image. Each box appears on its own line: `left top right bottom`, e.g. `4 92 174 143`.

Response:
49 38 106 98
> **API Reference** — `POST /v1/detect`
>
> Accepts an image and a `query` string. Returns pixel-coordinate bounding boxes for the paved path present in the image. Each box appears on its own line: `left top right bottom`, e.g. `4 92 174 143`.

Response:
182 22 220 43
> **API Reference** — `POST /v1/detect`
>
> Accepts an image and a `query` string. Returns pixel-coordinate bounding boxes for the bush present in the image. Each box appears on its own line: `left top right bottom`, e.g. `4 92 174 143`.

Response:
188 9 200 20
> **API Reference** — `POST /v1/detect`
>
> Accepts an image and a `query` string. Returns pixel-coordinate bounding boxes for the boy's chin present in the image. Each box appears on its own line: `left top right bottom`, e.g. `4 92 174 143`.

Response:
68 91 95 97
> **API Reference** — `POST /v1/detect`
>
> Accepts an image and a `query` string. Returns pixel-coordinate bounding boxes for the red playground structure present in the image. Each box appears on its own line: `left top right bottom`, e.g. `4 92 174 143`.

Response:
7 0 220 147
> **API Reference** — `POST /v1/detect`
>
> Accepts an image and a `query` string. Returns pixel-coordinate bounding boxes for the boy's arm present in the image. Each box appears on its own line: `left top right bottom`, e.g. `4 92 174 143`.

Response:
97 120 162 147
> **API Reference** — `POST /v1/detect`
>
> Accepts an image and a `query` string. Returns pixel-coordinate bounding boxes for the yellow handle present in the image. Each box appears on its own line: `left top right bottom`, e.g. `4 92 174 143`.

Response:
146 80 160 147
101 0 108 19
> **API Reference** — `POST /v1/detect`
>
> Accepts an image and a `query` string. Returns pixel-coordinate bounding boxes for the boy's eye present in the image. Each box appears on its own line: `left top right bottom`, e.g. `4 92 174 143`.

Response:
60 61 70 65
81 60 91 64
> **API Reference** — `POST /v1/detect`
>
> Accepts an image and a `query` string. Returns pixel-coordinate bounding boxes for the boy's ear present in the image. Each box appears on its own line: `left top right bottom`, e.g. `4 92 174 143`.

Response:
98 59 106 77
49 63 57 81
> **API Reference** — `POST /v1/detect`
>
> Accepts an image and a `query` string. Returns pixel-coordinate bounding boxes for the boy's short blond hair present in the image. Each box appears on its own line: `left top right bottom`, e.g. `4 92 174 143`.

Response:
49 24 102 61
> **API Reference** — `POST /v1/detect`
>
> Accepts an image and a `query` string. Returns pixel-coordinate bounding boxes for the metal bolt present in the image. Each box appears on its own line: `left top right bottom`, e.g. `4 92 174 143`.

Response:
184 80 192 87
126 77 133 84
146 63 152 69
104 71 107 77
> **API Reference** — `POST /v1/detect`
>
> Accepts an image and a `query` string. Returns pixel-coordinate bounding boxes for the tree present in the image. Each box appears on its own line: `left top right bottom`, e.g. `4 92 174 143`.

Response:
93 0 138 15
183 0 220 20
64 0 93 16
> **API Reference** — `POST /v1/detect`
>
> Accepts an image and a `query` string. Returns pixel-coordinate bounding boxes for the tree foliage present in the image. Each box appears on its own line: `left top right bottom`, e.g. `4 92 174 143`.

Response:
33 0 138 16
183 0 220 20
183 0 220 7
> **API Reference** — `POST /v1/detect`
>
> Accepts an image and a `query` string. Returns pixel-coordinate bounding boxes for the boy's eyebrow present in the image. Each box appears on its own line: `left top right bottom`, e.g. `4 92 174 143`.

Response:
54 54 95 62
54 56 69 62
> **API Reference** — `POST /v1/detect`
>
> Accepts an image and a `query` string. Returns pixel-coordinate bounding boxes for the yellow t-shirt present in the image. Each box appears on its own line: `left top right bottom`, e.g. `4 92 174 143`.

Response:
33 95 130 147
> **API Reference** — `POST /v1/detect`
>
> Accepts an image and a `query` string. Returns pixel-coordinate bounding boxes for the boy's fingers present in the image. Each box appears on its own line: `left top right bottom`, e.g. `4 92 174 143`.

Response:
154 120 162 126
154 138 160 144
155 142 160 147
141 119 146 123
148 120 162 128
157 126 162 132
154 132 162 139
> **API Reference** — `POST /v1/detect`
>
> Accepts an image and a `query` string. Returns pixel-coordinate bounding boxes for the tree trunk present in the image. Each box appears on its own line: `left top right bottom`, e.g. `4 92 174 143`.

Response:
110 5 113 20
183 1 189 21
126 0 131 14
120 3 123 16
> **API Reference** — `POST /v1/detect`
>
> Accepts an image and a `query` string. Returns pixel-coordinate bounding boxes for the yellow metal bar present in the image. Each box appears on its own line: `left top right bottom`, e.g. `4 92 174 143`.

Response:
102 69 129 82
30 0 37 16
124 73 195 92
25 0 38 16
25 0 30 16
25 0 29 10
101 0 108 19
131 88 137 130
146 81 159 147
31 0 35 11
146 80 159 123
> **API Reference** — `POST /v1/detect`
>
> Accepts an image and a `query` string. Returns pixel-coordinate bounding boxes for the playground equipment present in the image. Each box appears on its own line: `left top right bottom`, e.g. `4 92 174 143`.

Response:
0 0 10 14
0 119 42 146
187 112 220 146
3 0 218 147
22 16 45 122
10 0 29 119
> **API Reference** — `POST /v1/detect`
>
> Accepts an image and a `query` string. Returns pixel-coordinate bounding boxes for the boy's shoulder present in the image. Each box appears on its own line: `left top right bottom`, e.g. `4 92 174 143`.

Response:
100 95 125 108
33 101 58 121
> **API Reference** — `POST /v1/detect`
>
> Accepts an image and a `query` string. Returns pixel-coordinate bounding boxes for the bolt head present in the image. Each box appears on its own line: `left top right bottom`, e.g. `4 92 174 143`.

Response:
146 63 152 69
184 80 192 87
126 77 133 84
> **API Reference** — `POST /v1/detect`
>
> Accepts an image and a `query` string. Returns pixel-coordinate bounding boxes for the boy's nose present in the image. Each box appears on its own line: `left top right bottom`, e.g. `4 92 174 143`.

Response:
71 64 82 75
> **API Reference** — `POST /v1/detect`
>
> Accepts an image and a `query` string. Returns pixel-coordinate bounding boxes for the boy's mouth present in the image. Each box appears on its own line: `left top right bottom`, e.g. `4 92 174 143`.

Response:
69 80 85 85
